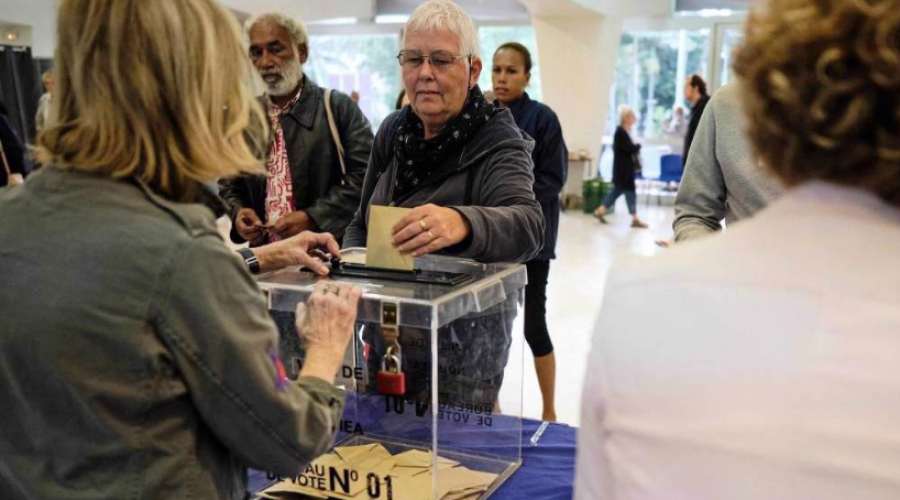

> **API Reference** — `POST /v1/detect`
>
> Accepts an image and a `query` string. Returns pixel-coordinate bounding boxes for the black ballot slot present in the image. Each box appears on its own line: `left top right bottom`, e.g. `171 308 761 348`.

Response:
328 259 475 287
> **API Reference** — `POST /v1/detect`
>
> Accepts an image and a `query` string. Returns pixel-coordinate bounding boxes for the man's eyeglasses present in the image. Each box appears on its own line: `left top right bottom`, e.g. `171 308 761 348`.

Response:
397 50 470 69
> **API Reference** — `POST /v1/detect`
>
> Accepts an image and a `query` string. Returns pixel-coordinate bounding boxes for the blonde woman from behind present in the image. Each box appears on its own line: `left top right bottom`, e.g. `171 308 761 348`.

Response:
0 1 361 499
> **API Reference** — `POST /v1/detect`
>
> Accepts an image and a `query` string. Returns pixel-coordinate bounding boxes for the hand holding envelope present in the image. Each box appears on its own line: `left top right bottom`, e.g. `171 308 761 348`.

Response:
366 206 415 271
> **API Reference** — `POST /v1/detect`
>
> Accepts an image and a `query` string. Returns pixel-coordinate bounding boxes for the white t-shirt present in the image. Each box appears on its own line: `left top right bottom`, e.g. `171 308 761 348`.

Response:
576 182 900 500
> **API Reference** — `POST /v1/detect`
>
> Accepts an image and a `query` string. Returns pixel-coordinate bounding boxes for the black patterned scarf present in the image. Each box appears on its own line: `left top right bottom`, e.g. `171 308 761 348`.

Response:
393 85 498 202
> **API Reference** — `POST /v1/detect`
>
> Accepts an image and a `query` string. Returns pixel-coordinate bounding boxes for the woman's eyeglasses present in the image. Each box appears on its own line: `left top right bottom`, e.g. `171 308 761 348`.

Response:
397 50 470 70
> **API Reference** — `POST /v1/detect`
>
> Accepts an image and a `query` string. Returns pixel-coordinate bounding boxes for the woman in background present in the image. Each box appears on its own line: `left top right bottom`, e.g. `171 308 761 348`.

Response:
593 105 648 228
492 41 567 422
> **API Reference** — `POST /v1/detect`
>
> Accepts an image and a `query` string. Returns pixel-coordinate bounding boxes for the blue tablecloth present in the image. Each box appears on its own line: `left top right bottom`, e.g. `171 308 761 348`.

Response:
249 418 576 500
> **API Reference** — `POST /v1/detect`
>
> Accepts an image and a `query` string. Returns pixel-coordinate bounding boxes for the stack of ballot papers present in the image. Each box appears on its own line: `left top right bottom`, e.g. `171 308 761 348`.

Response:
260 443 498 500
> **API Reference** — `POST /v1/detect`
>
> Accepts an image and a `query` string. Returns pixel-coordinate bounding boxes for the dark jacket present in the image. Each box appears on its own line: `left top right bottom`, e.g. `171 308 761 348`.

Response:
219 77 373 243
505 93 567 261
0 114 29 186
0 167 344 500
612 126 641 191
344 108 545 264
683 94 711 166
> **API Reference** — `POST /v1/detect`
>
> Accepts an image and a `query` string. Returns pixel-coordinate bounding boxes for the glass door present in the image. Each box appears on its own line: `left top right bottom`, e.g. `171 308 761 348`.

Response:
711 22 744 91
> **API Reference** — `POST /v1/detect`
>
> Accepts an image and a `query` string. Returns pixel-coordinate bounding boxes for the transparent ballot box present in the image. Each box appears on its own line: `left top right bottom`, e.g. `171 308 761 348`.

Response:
256 249 526 500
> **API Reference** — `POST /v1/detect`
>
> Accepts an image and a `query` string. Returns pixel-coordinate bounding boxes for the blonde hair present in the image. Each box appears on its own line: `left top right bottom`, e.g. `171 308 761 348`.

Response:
734 0 900 207
36 0 268 202
618 106 635 126
405 0 480 58
245 12 308 48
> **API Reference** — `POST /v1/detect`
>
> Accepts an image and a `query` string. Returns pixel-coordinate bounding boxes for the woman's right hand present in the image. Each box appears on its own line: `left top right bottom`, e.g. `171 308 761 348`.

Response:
295 281 362 384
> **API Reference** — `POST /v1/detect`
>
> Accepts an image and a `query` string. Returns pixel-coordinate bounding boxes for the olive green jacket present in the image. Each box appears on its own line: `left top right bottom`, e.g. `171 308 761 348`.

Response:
0 167 343 500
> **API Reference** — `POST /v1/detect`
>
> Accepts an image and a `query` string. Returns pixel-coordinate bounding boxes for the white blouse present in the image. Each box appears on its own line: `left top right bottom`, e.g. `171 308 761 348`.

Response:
576 182 900 500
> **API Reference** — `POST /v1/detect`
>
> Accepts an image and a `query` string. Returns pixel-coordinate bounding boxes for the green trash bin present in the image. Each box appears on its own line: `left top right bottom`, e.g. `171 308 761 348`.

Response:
583 178 606 214
597 180 609 209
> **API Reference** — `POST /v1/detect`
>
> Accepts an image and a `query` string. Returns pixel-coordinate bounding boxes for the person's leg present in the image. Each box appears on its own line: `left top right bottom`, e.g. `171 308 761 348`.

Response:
626 190 648 228
594 187 622 222
534 353 556 421
524 260 556 422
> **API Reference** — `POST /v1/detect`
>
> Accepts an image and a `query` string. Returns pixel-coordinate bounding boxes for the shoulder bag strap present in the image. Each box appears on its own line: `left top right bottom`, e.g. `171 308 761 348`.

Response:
0 139 11 183
323 88 347 186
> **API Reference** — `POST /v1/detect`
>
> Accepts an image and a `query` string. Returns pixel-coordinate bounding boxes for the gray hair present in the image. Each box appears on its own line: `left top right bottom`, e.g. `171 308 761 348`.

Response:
404 0 479 58
618 105 635 126
244 12 308 48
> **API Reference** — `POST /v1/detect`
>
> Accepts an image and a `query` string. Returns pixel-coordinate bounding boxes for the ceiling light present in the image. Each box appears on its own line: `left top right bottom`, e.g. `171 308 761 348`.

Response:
308 17 358 25
376 14 410 24
697 9 734 17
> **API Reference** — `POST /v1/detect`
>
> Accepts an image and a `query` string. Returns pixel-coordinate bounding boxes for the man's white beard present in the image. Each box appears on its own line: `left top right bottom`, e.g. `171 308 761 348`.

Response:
265 56 304 97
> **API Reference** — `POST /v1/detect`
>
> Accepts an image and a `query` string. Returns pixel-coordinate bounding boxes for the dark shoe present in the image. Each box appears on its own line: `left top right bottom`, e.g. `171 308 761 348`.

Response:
593 210 608 224
631 220 648 229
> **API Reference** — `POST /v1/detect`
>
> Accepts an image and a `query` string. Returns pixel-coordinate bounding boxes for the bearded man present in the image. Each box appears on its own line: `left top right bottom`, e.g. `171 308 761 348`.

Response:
220 13 373 245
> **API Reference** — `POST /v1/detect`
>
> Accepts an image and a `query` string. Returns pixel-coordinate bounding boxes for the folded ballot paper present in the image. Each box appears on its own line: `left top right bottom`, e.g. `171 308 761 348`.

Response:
260 444 498 500
365 206 415 271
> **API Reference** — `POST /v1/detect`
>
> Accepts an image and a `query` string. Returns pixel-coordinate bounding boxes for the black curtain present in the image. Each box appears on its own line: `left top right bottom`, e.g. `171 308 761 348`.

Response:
0 45 41 144
34 57 54 94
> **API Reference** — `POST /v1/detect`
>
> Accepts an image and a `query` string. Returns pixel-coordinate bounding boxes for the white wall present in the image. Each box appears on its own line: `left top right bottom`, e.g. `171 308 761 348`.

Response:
0 22 32 48
0 0 58 58
216 0 375 22
0 0 379 59
519 0 673 158
530 13 622 159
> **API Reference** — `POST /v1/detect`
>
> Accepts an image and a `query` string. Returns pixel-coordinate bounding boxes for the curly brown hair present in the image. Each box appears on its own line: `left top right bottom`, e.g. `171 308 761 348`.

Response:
734 0 900 207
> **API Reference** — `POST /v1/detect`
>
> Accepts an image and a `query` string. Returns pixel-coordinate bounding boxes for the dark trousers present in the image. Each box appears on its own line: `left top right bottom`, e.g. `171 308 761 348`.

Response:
525 260 554 357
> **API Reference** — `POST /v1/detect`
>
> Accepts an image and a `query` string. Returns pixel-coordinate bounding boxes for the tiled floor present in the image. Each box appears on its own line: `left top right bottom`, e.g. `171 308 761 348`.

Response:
500 199 675 426
219 198 676 427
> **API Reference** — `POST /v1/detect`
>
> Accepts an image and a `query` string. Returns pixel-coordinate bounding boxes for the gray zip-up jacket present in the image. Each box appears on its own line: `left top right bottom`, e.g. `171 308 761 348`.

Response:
0 167 343 500
674 84 784 242
344 108 544 263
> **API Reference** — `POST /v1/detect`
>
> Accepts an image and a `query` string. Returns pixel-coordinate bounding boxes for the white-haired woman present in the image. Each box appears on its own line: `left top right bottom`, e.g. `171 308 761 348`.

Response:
0 0 361 498
344 0 544 406
344 0 543 261
594 106 649 228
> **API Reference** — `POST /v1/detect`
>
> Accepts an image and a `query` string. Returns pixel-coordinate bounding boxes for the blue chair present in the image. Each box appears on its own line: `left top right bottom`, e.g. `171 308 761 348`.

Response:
658 154 684 183
652 154 683 204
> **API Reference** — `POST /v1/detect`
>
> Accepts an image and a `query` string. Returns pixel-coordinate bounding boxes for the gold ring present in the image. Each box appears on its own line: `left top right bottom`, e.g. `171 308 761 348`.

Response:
427 230 435 241
419 218 429 232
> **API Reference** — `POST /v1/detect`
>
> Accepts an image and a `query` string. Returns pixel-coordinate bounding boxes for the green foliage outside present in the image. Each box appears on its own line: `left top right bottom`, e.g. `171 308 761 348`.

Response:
306 25 543 130
307 34 402 130
612 30 709 140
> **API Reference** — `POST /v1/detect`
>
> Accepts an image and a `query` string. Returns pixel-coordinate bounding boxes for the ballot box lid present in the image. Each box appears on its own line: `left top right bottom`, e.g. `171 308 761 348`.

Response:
256 249 527 329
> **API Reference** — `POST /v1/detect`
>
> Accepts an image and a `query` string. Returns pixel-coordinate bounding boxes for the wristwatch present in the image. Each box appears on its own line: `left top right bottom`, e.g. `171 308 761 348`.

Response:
237 247 260 274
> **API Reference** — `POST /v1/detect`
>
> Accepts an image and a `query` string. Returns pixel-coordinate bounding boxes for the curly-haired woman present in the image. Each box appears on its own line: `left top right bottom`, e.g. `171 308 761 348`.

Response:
576 0 900 497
